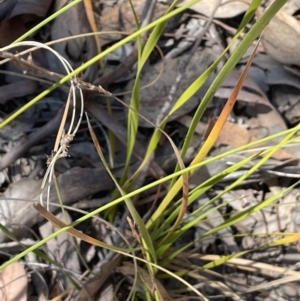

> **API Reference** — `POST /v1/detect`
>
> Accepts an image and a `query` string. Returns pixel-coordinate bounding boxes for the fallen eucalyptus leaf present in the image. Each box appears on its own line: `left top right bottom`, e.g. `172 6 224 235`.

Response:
159 0 248 18
125 48 215 127
39 211 81 289
261 9 300 66
0 261 27 301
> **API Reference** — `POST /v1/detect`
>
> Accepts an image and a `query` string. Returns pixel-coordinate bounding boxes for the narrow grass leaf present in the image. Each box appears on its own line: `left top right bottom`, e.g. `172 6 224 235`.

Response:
34 203 133 253
85 114 157 264
139 0 179 67
145 0 262 164
0 214 208 300
146 0 288 230
189 36 260 173
122 0 143 182
202 233 300 270
204 178 300 238
0 0 204 129
122 0 179 184
155 153 258 248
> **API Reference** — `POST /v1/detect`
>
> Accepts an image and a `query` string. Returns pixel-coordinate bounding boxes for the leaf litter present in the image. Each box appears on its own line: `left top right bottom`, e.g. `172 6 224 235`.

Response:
0 0 300 300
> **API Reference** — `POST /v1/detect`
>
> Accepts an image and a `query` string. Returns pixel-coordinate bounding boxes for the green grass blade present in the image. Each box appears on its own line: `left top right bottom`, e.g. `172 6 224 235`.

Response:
122 0 180 184
0 0 203 129
145 0 262 164
145 0 288 230
86 114 157 264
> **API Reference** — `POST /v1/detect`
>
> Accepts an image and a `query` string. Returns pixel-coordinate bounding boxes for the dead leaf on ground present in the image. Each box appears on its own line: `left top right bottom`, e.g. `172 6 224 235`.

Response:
74 254 122 301
0 166 114 243
220 70 273 108
3 0 52 19
39 211 81 290
0 0 52 45
26 252 49 300
216 71 295 160
260 9 300 66
211 120 256 147
0 261 28 301
0 106 35 141
194 194 239 252
0 80 38 104
99 0 168 46
124 48 216 127
272 85 300 126
159 0 248 18
216 70 288 143
0 0 18 22
232 188 300 247
0 16 28 46
0 0 52 22
50 0 97 79
96 284 114 301
214 120 294 161
250 54 300 91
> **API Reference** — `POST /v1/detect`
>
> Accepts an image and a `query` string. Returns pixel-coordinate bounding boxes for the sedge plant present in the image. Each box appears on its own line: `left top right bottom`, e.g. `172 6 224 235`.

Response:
1 0 299 299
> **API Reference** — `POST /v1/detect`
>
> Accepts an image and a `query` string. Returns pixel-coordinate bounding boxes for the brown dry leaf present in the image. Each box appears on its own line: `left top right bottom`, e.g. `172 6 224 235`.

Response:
220 70 273 107
159 0 248 18
0 0 51 45
125 48 215 127
216 87 270 107
269 149 296 161
0 16 28 46
261 9 300 66
211 120 294 160
214 120 256 147
99 0 168 46
217 70 288 139
74 254 122 301
0 261 28 301
214 71 293 160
